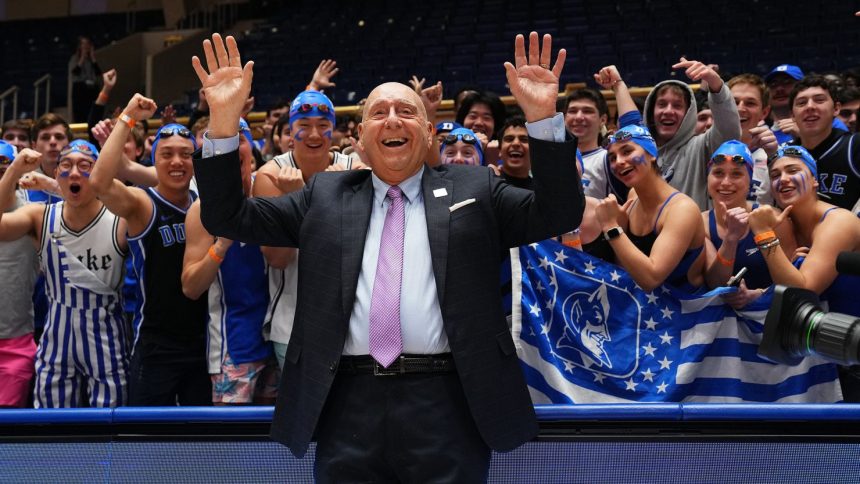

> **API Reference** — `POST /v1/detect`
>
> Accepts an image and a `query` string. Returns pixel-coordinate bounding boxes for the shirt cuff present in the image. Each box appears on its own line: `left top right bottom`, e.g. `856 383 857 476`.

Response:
525 113 566 143
201 131 240 158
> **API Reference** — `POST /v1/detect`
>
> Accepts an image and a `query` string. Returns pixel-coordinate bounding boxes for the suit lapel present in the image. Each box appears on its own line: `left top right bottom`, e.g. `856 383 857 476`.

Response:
341 174 373 317
422 168 452 307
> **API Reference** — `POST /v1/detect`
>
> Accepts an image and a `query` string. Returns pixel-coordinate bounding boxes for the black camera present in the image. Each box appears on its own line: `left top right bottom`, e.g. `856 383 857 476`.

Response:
758 252 860 366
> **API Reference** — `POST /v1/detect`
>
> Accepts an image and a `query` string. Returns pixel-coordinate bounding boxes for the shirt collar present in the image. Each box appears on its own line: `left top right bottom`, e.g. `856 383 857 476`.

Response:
371 165 424 206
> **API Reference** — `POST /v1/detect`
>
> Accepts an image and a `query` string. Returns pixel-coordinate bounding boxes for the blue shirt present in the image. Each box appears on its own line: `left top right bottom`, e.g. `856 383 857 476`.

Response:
202 113 566 355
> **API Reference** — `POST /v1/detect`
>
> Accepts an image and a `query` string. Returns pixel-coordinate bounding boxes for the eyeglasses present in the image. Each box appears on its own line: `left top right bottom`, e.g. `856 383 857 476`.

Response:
296 103 331 115
58 159 94 173
442 133 478 145
159 126 193 139
710 154 747 165
59 143 97 158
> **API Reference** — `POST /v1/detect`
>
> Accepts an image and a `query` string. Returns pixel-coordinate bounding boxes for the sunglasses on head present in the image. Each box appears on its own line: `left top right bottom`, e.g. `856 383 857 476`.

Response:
59 143 96 158
779 146 807 159
296 103 331 114
443 133 478 145
159 127 192 139
710 154 747 165
0 156 12 166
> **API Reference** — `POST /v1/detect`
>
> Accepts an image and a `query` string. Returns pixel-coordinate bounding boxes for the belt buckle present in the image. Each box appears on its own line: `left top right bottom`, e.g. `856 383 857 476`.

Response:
373 356 406 376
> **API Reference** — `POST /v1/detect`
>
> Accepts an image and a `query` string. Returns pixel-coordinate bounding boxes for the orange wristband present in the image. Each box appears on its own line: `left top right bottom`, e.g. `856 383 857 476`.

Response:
716 251 734 267
753 230 776 244
207 245 224 263
119 113 135 129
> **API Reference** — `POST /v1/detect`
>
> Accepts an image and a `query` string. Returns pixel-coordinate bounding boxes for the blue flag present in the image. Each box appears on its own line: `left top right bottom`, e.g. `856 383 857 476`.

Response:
512 240 842 403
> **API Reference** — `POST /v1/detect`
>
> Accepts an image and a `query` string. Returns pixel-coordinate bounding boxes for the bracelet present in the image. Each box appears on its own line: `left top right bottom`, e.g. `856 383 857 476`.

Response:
97 92 109 104
758 238 781 256
611 79 624 89
716 251 734 267
118 113 135 129
753 230 776 244
207 245 224 263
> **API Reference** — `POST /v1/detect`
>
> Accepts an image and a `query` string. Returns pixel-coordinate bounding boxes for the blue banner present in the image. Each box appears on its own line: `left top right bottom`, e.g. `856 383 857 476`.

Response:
512 240 841 403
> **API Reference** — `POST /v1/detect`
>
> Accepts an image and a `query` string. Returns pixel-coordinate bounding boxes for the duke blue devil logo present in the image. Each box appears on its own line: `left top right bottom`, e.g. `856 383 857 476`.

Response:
559 284 613 369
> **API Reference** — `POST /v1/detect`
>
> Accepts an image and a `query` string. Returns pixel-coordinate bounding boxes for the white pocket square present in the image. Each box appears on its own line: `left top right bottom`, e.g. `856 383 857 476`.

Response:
449 198 477 212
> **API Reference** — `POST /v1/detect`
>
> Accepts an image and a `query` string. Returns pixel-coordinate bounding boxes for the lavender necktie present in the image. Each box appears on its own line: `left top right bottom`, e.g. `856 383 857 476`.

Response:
369 185 405 368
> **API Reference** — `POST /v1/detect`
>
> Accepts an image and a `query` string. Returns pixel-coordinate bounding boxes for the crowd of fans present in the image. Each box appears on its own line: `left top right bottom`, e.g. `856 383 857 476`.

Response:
1 25 859 410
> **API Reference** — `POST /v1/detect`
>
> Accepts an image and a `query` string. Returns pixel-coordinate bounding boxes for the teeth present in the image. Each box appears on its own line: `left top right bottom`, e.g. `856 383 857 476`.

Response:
382 138 407 146
169 171 184 177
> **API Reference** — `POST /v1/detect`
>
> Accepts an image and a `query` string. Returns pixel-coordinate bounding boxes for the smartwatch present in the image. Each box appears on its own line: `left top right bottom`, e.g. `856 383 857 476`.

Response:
603 226 624 241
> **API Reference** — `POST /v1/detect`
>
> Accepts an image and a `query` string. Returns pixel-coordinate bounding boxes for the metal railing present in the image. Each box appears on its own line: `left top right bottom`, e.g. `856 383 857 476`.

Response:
0 86 19 125
33 74 51 118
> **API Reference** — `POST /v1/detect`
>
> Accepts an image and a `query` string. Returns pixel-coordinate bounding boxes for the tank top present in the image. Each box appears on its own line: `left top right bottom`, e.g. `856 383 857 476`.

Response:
265 151 352 344
0 192 38 339
802 207 860 317
707 204 773 290
127 188 208 351
626 192 704 289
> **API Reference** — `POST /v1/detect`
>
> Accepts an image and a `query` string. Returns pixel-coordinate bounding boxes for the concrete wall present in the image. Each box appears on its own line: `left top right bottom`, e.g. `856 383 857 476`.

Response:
146 29 210 104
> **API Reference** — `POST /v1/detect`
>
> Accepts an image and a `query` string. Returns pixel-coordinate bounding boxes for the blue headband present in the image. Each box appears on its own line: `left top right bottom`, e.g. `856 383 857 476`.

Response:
151 123 197 164
440 127 484 165
772 145 818 180
709 140 754 178
59 139 99 162
605 124 658 160
290 90 336 125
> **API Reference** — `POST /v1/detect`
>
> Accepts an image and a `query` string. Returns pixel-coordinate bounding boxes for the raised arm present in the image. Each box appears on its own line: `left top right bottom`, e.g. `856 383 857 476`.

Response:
594 65 638 119
91 118 158 187
181 200 232 300
0 149 47 242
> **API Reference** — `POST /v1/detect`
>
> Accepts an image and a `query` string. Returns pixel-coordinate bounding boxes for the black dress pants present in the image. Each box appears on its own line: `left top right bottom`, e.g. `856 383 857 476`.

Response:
313 371 491 483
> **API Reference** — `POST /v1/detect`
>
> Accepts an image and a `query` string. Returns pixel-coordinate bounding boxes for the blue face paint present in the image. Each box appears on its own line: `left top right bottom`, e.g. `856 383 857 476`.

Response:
632 154 648 165
293 129 306 142
58 171 70 178
773 178 782 195
323 130 332 140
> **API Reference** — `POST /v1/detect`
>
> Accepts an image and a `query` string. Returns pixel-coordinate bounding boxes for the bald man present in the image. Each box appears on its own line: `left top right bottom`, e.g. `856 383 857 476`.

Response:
191 32 584 481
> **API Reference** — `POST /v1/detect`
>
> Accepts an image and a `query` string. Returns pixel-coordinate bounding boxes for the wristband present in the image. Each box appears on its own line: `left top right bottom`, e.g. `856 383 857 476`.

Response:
207 245 224 263
119 113 135 129
758 238 781 251
610 79 624 89
716 251 734 267
97 92 109 104
753 230 776 244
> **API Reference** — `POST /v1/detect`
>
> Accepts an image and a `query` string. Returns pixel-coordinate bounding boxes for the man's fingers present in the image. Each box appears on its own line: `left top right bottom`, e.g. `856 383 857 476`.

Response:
226 35 241 67
539 33 552 68
513 34 526 69
241 61 255 95
551 48 566 79
212 33 229 68
203 39 218 74
504 62 518 89
527 31 540 66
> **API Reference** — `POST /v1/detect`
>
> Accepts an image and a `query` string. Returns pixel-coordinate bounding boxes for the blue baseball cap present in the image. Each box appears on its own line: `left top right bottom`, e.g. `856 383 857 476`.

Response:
0 140 17 164
435 121 462 134
290 90 336 125
59 139 99 162
771 145 818 180
604 124 658 160
151 123 197 164
765 64 804 82
440 127 484 165
708 140 753 178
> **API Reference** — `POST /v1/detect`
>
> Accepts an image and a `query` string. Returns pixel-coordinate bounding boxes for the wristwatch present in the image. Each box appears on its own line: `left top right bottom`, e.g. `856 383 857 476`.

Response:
603 226 624 241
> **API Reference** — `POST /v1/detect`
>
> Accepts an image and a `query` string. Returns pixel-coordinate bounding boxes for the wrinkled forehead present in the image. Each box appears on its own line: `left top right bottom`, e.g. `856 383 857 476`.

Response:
364 83 425 118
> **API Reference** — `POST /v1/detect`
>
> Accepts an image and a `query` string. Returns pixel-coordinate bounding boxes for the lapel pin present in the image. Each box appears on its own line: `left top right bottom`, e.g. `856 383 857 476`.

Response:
433 188 448 198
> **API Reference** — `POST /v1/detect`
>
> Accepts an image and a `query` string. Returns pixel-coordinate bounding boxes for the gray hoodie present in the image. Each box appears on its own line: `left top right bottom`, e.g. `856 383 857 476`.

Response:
644 81 741 210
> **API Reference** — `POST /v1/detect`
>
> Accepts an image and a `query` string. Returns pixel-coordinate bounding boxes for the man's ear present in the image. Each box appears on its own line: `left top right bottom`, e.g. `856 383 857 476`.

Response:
833 101 842 119
426 122 435 149
762 105 771 120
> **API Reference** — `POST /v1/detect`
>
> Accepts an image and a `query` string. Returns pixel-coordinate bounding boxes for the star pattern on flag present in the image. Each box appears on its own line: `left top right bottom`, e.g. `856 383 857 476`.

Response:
563 360 575 373
625 378 638 391
644 318 658 330
641 367 655 382
659 331 674 345
659 356 673 370
593 372 606 383
539 256 550 269
660 306 674 320
646 292 659 305
642 342 657 357
536 281 545 292
609 270 621 282
529 302 541 316
583 260 596 274
541 323 550 335
656 381 668 393
554 250 569 263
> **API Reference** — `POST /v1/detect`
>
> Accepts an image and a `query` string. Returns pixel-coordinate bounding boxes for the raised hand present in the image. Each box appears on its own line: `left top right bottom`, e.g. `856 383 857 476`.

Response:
102 69 117 92
723 204 750 243
672 57 722 92
191 33 254 138
595 194 624 231
123 93 158 122
418 80 443 117
19 171 59 192
161 104 177 126
9 148 43 177
749 204 792 234
310 59 339 90
594 65 622 90
408 75 426 93
775 118 799 138
91 118 116 146
504 32 566 122
749 120 778 156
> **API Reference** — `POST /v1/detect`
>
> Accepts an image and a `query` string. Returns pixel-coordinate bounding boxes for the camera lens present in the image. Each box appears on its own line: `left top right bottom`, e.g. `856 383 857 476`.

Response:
810 312 860 366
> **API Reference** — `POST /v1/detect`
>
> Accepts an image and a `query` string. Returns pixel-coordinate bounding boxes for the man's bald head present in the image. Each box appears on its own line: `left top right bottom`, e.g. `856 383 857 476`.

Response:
363 82 428 122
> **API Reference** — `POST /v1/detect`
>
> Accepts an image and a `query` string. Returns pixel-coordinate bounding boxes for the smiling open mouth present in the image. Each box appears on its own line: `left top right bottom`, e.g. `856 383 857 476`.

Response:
382 138 407 147
69 183 81 194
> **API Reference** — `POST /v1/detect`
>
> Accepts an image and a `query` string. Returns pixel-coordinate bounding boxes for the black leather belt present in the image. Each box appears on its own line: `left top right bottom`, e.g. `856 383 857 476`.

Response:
338 354 456 376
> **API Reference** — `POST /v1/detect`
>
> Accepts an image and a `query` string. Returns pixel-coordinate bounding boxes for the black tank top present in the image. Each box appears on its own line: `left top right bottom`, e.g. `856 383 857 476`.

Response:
128 188 208 351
